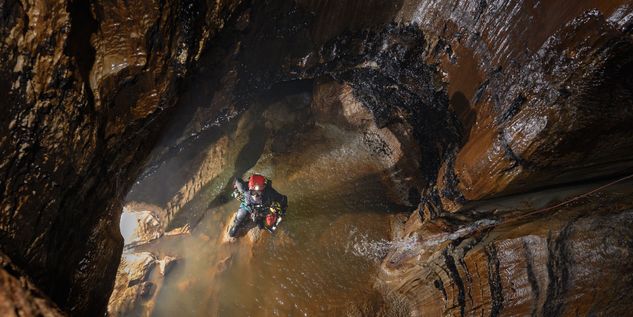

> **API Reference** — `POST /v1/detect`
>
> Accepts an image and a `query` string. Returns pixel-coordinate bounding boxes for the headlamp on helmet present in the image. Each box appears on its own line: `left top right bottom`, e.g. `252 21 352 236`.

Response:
248 174 266 191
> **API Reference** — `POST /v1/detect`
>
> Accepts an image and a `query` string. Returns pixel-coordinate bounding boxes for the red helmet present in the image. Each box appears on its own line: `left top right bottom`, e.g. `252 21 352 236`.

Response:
248 174 266 191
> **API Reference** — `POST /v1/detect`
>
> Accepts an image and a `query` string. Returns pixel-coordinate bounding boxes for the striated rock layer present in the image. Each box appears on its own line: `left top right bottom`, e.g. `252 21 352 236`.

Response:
166 1 633 315
380 183 633 316
379 1 633 315
399 0 633 212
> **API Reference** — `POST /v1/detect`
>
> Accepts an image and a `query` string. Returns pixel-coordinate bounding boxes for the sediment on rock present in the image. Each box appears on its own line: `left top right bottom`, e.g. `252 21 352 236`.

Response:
113 1 633 315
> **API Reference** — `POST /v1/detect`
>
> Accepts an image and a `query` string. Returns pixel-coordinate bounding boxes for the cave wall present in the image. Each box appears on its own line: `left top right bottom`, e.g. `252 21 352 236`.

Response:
0 0 242 315
0 251 64 316
220 0 633 213
110 1 633 315
123 0 438 227
378 1 633 316
232 1 633 315
397 0 633 212
381 185 633 316
2 0 633 315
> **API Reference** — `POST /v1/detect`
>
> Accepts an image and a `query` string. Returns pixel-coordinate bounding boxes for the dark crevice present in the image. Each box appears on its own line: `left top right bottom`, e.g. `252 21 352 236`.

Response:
523 239 540 317
444 249 466 317
458 256 474 309
434 278 448 301
442 153 467 205
65 0 97 111
498 94 526 124
472 79 489 105
543 217 579 316
485 244 504 317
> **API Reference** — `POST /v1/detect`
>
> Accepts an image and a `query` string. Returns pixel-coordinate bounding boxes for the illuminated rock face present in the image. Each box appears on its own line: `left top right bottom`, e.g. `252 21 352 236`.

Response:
1 0 633 316
380 2 633 315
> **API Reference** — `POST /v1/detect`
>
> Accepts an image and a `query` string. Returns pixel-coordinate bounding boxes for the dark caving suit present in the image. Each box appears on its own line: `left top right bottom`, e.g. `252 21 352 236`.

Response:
229 174 288 237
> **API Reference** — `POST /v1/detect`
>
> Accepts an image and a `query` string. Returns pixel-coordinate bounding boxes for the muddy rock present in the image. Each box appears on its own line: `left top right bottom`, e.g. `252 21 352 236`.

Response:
114 1 633 315
310 80 423 206
375 2 633 314
395 1 633 205
108 252 178 317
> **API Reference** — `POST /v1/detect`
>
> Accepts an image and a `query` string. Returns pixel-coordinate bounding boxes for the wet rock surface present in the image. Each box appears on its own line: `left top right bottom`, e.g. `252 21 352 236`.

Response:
2 0 633 316
398 0 633 206
380 181 633 316
107 250 179 317
0 0 241 315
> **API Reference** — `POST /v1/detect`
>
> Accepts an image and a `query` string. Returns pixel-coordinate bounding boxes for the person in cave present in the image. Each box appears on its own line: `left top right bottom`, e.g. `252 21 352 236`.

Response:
228 173 288 237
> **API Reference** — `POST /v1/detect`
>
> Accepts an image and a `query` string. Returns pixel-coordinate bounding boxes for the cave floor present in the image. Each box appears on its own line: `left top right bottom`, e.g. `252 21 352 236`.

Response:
124 118 413 316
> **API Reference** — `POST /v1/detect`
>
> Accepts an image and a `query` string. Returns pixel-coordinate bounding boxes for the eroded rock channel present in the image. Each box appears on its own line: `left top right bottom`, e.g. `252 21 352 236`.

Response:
110 77 420 316
1 0 633 316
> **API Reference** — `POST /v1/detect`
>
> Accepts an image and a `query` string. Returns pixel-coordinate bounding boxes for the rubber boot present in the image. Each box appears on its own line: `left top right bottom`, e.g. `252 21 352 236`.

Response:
228 224 238 237
228 216 241 237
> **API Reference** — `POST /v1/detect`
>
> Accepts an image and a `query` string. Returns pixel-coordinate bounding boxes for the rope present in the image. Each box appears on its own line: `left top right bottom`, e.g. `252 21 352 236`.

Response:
516 172 633 219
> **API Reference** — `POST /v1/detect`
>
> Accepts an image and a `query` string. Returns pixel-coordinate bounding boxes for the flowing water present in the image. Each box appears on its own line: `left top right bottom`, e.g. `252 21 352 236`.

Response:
123 119 411 316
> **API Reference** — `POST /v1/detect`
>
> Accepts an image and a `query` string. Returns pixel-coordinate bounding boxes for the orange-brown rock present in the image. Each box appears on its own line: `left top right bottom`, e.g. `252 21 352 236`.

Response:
377 2 633 315
2 0 633 315
399 0 633 205
107 251 178 317
0 252 64 317
0 0 242 315
381 183 633 316
113 1 633 315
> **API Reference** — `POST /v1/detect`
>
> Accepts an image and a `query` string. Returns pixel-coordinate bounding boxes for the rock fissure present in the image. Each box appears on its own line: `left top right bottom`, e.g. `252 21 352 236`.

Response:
443 249 467 317
522 239 540 317
485 244 504 317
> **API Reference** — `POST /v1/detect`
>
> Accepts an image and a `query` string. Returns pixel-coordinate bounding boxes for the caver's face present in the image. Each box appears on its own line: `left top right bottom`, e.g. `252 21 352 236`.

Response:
250 190 263 203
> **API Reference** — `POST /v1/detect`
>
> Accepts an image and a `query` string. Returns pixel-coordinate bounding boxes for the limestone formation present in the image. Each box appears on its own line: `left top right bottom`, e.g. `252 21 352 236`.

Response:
1 0 633 316
0 0 242 315
381 185 633 316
